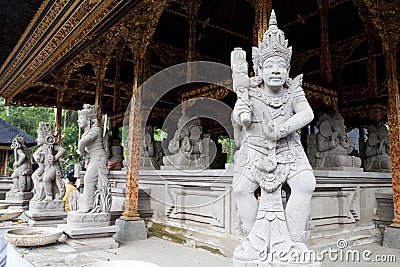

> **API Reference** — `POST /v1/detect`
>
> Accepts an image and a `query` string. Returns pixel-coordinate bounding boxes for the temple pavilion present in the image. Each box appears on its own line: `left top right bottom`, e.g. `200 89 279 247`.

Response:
0 0 399 260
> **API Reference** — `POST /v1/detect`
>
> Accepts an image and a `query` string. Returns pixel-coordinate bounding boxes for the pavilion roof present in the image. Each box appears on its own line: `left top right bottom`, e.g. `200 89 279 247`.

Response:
0 118 36 146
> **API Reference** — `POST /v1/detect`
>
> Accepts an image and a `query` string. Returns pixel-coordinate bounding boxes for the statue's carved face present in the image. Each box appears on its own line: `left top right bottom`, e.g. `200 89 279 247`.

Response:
262 56 288 91
36 133 45 145
78 114 89 128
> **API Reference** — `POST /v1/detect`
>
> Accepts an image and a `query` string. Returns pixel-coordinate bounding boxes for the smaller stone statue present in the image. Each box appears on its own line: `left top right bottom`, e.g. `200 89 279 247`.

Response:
364 124 391 172
9 135 33 193
140 126 155 168
31 122 66 201
162 113 209 169
106 130 124 170
308 112 362 170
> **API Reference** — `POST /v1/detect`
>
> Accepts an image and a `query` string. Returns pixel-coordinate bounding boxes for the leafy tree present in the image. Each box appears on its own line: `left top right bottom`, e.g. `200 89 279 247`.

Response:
0 98 80 171
0 98 54 137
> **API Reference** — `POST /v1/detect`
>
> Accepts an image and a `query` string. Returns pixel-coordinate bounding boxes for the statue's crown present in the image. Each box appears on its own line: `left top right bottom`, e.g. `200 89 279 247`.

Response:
252 10 292 75
37 122 53 136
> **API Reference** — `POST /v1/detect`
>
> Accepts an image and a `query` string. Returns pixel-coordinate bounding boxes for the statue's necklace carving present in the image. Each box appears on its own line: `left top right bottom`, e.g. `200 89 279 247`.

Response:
258 87 291 108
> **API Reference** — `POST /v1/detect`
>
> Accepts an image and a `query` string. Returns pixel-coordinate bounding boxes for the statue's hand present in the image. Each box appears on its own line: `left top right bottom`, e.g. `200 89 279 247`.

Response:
13 162 18 168
263 121 281 141
234 98 251 116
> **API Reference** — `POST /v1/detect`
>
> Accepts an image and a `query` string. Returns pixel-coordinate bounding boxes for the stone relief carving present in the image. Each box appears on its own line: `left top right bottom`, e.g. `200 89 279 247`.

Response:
364 124 391 172
162 113 210 169
307 112 362 170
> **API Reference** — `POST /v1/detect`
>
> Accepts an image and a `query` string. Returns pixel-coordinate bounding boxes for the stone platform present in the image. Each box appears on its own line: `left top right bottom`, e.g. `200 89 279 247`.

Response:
1 191 33 209
66 211 111 228
383 226 400 249
58 211 118 251
25 200 67 226
105 168 392 257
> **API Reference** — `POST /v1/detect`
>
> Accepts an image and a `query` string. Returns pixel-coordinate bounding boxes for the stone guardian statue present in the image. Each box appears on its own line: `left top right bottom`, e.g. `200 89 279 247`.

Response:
27 122 67 225
31 122 66 201
231 10 318 265
9 135 33 193
76 104 112 213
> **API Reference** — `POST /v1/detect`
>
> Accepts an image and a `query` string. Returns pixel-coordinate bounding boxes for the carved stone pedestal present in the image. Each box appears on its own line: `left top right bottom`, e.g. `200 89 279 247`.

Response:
383 226 400 249
58 211 118 251
233 259 322 267
25 200 67 226
1 192 33 209
113 219 147 242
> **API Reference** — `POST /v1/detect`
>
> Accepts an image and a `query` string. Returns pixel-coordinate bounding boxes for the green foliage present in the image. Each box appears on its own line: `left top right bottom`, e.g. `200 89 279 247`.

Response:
0 98 80 171
218 136 235 163
0 98 54 137
154 127 168 141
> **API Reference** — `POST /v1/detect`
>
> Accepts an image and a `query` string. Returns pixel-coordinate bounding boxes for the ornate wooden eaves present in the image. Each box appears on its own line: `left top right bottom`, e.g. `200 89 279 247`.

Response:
303 81 338 110
181 80 232 103
340 102 387 123
0 0 141 105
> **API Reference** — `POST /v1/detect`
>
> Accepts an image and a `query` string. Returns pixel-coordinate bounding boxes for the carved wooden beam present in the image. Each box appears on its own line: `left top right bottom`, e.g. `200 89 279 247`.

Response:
317 0 333 83
166 8 251 40
183 0 201 83
291 34 366 75
113 49 123 112
303 82 338 110
253 0 272 46
0 0 136 104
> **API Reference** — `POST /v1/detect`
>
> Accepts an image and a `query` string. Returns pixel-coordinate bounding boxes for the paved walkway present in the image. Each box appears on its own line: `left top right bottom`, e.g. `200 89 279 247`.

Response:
86 238 400 267
86 236 231 267
6 235 400 266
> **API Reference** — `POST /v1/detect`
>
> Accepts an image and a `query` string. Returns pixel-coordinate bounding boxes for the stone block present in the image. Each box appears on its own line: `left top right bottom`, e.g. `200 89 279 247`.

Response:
25 210 67 221
67 211 111 228
65 237 118 251
28 218 66 226
58 224 118 239
383 226 400 249
113 219 147 242
29 200 65 213
5 192 33 201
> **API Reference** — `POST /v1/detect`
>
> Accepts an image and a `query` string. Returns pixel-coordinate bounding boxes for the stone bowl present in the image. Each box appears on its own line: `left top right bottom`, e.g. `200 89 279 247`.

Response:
84 260 161 267
0 209 23 221
4 227 64 247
